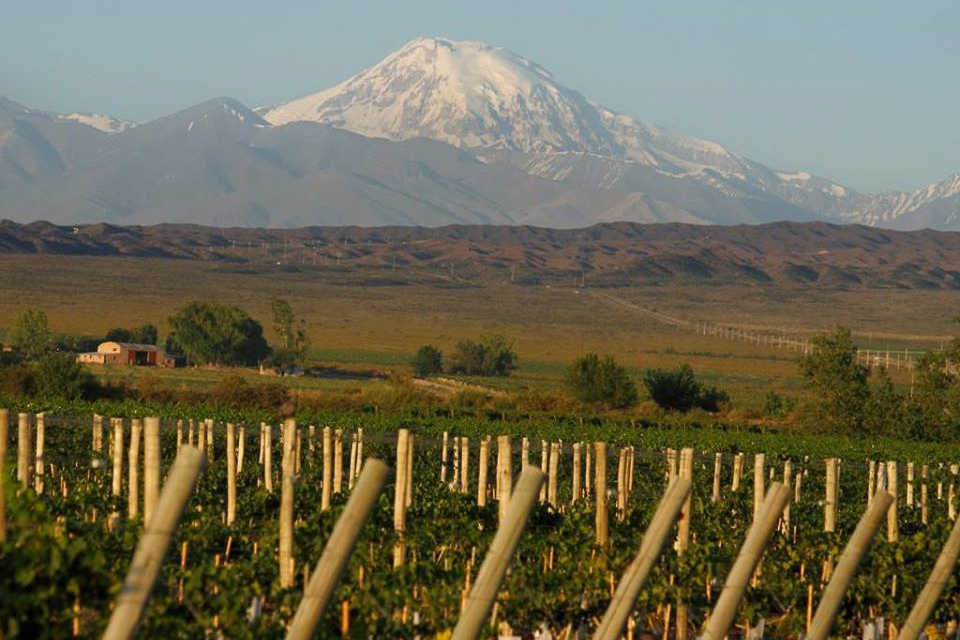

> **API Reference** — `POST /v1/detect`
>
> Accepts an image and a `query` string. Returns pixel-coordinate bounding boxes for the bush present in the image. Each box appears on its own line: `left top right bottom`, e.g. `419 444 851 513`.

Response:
566 353 637 409
11 308 53 360
105 324 158 345
447 334 517 377
207 375 289 410
33 352 96 400
642 364 728 413
411 345 444 378
167 301 270 366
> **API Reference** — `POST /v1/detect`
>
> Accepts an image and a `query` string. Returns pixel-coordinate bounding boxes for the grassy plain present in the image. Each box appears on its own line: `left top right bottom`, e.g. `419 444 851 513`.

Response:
0 253 954 408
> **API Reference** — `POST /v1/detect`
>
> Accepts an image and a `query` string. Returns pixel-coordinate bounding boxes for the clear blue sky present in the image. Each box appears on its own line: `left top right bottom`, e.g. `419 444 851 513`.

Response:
3 0 957 193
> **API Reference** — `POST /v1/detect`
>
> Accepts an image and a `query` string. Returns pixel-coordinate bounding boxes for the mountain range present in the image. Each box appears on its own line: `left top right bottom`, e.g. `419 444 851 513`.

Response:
2 37 959 230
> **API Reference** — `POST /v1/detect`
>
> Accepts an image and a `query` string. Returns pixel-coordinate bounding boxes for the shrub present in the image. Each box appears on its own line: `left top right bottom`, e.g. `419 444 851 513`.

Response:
411 345 444 378
11 308 53 360
447 334 517 377
207 375 289 410
33 352 96 400
167 301 270 366
565 353 637 409
642 364 727 413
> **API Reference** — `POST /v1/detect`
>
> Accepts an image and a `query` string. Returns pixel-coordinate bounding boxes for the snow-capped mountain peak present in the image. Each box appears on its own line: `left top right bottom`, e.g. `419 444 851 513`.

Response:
59 112 136 134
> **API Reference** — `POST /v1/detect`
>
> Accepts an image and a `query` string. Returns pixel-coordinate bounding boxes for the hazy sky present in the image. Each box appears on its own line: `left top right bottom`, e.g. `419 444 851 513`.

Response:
3 0 958 193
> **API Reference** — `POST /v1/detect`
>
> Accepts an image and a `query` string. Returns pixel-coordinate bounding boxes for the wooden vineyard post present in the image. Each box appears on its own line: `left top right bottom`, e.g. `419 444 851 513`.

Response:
143 417 161 527
899 510 960 640
731 453 743 491
102 447 204 640
868 460 876 507
0 409 7 542
887 461 898 542
237 426 245 476
617 448 627 519
666 448 677 481
128 419 142 520
540 440 548 503
521 437 529 470
295 428 302 475
675 448 693 640
322 427 332 510
112 418 123 496
585 441 592 498
825 458 838 533
461 437 470 495
206 419 214 462
806 491 894 640
593 477 693 640
441 430 449 483
701 484 791 640
334 429 343 494
907 462 914 508
753 453 765 522
348 432 358 490
258 422 264 465
93 414 103 453
548 442 559 507
393 429 410 568
572 442 582 504
949 464 958 521
34 413 44 495
405 433 414 508
285 459 389 640
497 436 512 525
279 419 296 588
922 464 929 525
356 428 363 477
783 461 793 533
452 436 460 491
595 442 608 546
226 423 237 526
17 413 30 489
264 424 273 493
712 453 722 502
477 437 489 507
451 466 545 640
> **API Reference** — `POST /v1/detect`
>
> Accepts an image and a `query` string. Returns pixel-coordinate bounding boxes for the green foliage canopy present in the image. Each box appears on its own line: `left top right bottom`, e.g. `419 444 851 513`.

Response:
565 353 637 408
11 308 52 360
167 301 270 366
412 345 444 378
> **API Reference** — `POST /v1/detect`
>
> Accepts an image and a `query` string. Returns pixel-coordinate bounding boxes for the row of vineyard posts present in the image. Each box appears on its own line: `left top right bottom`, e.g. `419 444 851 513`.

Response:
2 407 960 639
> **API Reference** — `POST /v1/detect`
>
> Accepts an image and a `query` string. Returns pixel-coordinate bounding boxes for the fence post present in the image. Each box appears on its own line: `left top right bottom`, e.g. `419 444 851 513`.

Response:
593 477 692 640
806 491 894 640
226 423 236 526
143 417 161 527
237 426 245 476
393 429 410 568
498 436 512 525
753 453 765 522
461 437 470 495
279 419 296 588
825 458 838 532
595 442 608 546
322 427 332 510
701 484 791 640
887 461 898 541
93 414 104 453
676 448 693 640
572 442 582 504
128 419 142 520
712 453 722 503
34 413 45 495
334 428 343 494
102 447 204 640
441 430 449 483
451 467 545 640
112 418 123 497
17 413 30 490
285 459 389 640
478 437 489 507
264 424 273 493
548 442 559 508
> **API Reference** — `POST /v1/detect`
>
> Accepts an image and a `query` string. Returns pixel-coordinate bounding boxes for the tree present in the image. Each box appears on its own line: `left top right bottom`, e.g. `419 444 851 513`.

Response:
643 363 728 413
566 353 637 408
447 334 518 377
105 324 158 345
11 308 52 360
33 352 95 399
270 299 308 366
797 327 871 434
412 345 444 378
167 301 270 366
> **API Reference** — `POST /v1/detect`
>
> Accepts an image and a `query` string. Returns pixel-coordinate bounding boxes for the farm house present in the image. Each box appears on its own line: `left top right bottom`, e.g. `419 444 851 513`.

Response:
76 341 178 367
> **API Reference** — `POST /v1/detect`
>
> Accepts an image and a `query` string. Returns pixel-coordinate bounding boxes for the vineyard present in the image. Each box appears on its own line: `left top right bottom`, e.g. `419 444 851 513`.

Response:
2 408 960 639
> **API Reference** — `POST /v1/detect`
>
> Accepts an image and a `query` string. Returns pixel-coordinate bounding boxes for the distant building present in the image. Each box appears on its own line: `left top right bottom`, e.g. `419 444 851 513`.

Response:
77 341 178 367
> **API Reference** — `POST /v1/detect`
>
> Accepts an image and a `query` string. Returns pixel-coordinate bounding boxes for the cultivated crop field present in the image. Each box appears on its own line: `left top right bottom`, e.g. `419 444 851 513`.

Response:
3 407 960 638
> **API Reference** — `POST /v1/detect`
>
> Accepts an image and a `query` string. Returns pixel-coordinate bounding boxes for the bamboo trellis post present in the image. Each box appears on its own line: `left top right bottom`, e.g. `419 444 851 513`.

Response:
322 427 332 510
595 442 608 546
498 436 512 524
285 459 389 640
478 437 489 507
701 484 791 640
593 477 693 640
0 408 7 542
17 413 30 489
34 413 45 495
112 418 123 496
279 419 296 588
128 419 142 520
143 417 161 527
393 429 410 568
102 446 204 640
806 491 894 640
226 423 237 526
451 466 545 640
899 510 960 640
